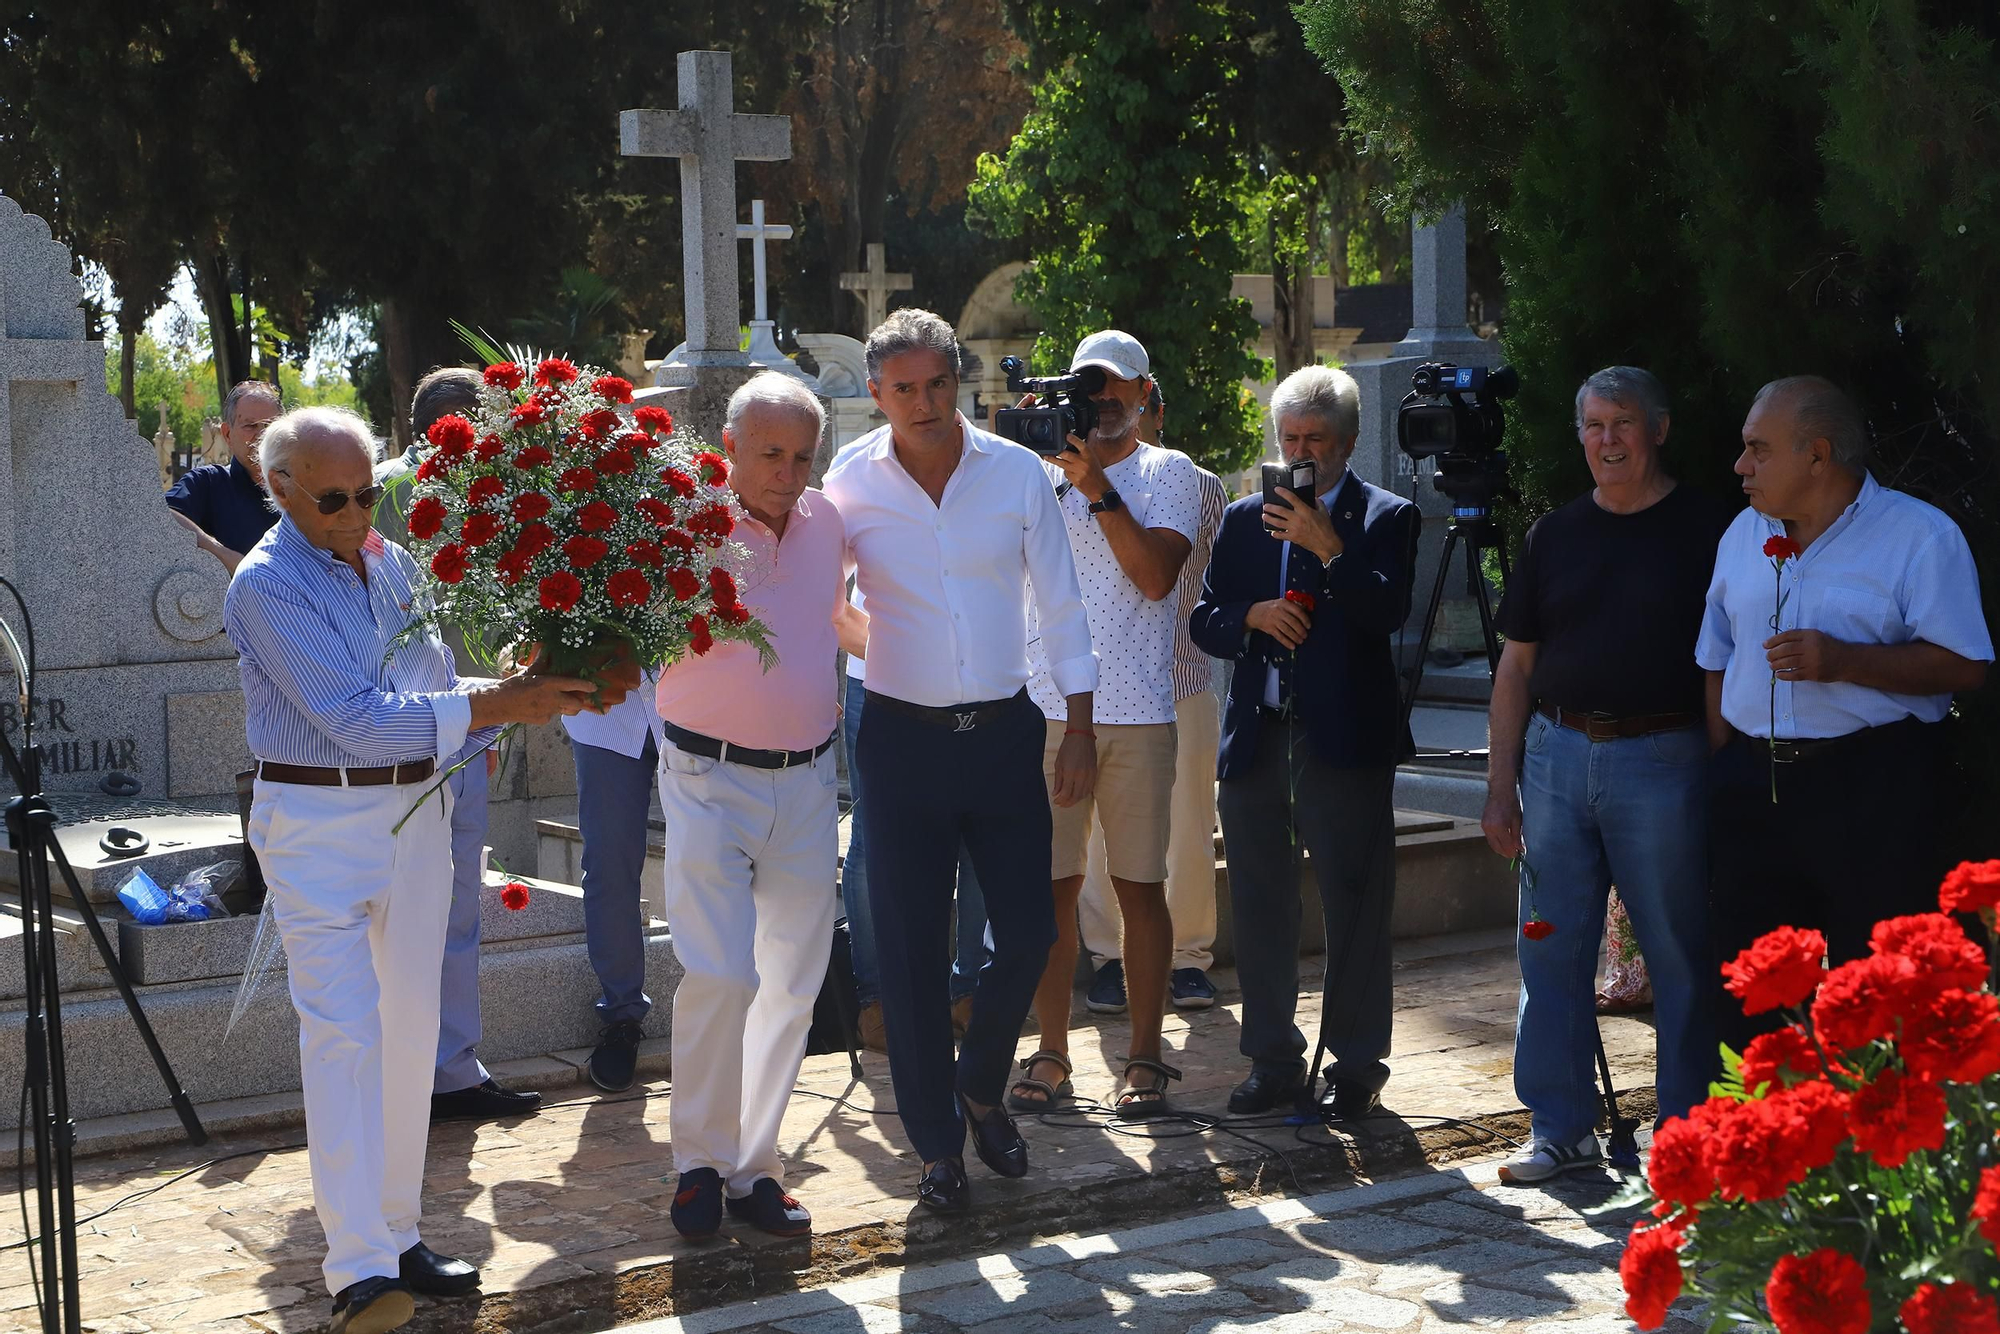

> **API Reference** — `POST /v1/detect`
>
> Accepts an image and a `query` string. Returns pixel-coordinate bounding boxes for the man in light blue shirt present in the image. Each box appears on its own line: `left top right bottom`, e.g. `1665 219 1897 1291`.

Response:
1697 376 1991 1047
225 406 613 1334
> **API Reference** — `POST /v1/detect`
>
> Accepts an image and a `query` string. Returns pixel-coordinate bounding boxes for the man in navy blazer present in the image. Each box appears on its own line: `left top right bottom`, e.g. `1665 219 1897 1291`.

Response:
1191 365 1419 1120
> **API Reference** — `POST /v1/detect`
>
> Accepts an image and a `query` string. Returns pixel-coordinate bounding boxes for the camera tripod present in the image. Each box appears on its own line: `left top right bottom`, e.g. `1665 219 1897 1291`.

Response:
1398 505 1508 759
0 577 206 1334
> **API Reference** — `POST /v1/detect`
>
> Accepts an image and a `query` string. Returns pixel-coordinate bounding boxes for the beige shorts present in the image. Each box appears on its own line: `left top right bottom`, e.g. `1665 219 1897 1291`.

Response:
1043 720 1177 882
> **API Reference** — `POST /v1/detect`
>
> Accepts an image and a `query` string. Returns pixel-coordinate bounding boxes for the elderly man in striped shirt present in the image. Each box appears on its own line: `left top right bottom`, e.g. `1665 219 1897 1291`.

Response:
224 406 619 1334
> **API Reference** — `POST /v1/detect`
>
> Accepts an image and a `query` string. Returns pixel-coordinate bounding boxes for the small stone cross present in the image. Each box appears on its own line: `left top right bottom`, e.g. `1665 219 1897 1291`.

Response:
839 243 914 334
736 200 792 324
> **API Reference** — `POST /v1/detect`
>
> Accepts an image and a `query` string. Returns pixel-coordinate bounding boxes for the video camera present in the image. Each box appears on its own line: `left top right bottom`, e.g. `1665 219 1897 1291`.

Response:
1396 362 1519 517
992 356 1103 455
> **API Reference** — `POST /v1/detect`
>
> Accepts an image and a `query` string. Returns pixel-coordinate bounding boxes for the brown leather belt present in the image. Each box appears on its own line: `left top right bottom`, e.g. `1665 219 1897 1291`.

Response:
257 758 436 787
1538 703 1700 742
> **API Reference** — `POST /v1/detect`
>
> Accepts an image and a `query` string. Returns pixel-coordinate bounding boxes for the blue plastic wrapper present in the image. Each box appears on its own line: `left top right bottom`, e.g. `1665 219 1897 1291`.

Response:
116 868 170 925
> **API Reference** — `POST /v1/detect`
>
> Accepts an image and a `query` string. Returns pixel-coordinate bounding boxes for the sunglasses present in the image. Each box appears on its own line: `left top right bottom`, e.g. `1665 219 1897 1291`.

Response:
273 469 385 515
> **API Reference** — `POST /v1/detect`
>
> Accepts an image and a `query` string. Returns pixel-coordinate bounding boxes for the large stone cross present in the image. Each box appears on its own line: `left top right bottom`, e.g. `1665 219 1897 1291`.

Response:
839 243 913 335
735 199 791 323
620 50 791 363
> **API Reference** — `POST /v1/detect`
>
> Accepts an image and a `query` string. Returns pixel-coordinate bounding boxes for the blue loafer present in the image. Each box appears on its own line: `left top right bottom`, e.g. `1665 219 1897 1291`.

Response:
670 1167 723 1240
725 1177 812 1237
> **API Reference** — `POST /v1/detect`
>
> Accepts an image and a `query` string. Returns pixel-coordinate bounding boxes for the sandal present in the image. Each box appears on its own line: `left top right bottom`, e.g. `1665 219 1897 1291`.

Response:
1114 1057 1183 1121
1006 1049 1074 1113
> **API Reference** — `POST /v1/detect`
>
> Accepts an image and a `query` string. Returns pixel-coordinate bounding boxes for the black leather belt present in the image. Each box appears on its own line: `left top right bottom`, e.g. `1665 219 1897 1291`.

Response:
1751 732 1868 764
864 688 1023 732
662 721 835 770
257 759 436 787
1539 703 1701 741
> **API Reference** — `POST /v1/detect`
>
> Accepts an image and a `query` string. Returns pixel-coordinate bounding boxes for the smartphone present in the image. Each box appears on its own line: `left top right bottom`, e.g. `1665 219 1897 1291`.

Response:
1261 459 1317 534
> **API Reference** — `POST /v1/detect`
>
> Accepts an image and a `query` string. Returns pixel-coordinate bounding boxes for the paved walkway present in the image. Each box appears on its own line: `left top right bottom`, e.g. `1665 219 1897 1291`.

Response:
0 929 1663 1333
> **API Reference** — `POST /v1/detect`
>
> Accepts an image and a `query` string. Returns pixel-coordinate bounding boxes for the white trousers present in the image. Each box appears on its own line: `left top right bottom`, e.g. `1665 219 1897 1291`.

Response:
657 743 838 1196
249 777 454 1296
1079 687 1222 971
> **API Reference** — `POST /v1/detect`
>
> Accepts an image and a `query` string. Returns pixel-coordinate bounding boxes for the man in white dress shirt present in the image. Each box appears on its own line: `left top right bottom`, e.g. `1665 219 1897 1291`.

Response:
823 308 1097 1213
1698 375 1991 1046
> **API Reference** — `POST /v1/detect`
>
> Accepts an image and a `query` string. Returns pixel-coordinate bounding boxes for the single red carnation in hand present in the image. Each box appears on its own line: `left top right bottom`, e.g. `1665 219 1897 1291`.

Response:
559 467 598 494
564 534 609 570
407 496 447 540
515 522 555 557
511 492 551 523
1871 913 1989 991
430 544 468 584
1902 1283 2000 1334
537 571 583 612
1812 952 1918 1051
635 405 673 434
1847 1067 1946 1167
579 407 622 441
625 540 663 569
1740 1026 1824 1093
1723 926 1827 1016
1902 987 2000 1083
460 512 502 547
1941 860 2000 914
716 599 751 626
689 613 713 656
592 374 634 403
484 362 524 391
1766 1249 1869 1334
576 500 618 533
607 568 652 608
533 357 579 387
467 476 505 507
1522 917 1555 941
694 451 730 486
1763 534 1803 562
508 400 548 429
427 413 475 456
660 467 697 498
1620 1218 1686 1331
499 880 531 911
594 448 636 476
708 567 737 600
513 444 554 470
635 497 674 528
1284 589 1317 612
665 567 701 600
1648 1098 1728 1207
1972 1164 2000 1251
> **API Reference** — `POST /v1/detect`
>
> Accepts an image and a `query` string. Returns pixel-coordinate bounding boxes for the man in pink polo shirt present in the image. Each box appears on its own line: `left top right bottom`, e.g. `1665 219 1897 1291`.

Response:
654 372 858 1241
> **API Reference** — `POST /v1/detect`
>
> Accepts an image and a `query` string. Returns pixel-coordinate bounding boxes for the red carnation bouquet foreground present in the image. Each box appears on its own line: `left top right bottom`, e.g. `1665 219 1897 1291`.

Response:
400 356 773 680
1621 859 2000 1334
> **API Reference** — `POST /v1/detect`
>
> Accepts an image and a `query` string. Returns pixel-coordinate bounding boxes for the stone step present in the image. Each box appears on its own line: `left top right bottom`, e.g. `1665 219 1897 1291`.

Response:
0 812 248 905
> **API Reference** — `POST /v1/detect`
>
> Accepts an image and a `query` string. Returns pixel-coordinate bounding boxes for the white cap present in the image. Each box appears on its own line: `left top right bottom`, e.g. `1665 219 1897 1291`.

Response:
1070 329 1149 383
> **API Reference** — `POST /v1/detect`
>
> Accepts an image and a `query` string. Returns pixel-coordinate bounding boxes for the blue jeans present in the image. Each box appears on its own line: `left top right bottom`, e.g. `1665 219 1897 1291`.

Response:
841 675 988 1005
1513 713 1715 1142
574 736 657 1024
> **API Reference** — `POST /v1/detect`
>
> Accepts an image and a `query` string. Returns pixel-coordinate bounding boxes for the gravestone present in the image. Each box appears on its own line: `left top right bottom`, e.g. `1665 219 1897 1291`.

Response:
0 194 247 805
839 243 913 335
735 199 813 386
151 402 176 489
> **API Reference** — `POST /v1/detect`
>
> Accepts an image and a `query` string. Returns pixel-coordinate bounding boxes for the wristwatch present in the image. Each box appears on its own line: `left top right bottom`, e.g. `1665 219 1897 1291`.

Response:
1088 489 1123 515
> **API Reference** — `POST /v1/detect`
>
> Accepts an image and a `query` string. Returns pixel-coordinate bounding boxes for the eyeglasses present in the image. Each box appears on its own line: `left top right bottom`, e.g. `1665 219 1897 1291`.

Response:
273 469 385 515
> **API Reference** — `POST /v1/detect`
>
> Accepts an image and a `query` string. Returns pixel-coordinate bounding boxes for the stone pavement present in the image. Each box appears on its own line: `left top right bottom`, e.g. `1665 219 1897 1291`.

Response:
617 1157 1676 1334
0 928 1663 1333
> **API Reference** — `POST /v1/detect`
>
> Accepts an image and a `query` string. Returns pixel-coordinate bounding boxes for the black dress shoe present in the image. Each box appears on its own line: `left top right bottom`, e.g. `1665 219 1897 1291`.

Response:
398 1242 480 1296
916 1156 971 1213
961 1096 1029 1179
1228 1069 1305 1115
329 1276 415 1333
1323 1081 1382 1121
430 1077 543 1123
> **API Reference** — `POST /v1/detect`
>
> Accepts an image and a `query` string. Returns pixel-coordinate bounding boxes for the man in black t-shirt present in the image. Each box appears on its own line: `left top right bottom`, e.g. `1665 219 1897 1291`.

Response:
1482 367 1731 1186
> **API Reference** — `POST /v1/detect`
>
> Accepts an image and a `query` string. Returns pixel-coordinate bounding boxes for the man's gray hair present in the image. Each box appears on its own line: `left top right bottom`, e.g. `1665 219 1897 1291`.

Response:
223 379 281 427
864 307 962 385
725 371 827 439
1574 366 1670 435
1269 364 1360 441
411 366 482 440
1754 375 1870 470
260 406 380 501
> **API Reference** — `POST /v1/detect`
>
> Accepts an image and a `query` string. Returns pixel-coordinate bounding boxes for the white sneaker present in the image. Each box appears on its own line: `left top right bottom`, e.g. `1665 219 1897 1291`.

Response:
1498 1133 1604 1184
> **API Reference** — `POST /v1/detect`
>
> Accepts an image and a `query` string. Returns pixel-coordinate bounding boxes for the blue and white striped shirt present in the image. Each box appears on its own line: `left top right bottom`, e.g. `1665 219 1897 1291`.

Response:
223 517 490 768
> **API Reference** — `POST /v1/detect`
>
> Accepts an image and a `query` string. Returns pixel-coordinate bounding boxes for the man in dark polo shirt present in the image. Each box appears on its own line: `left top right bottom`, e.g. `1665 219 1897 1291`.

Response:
165 380 282 574
1482 366 1731 1185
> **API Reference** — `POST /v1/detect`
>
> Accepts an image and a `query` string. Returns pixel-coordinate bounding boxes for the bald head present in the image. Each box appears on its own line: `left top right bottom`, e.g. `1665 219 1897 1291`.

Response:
261 407 382 559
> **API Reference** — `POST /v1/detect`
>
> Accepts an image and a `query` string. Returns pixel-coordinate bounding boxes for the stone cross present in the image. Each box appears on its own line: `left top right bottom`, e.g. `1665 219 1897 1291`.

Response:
735 199 791 323
619 51 790 362
839 243 913 334
152 401 176 489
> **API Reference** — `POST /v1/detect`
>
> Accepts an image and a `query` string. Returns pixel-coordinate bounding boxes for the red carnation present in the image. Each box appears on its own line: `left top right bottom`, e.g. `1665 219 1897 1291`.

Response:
1521 917 1555 941
617 429 654 454
716 598 751 626
475 434 505 461
1941 860 2000 914
559 467 598 494
607 568 652 608
513 444 554 470
1766 1249 1869 1334
1740 1026 1823 1094
460 512 502 547
500 880 531 912
594 448 637 476
1284 589 1316 612
576 500 618 533
407 495 447 540
1870 913 1989 991
1902 987 2000 1083
467 476 505 507
665 567 701 600
660 467 697 499
430 544 468 584
496 551 530 586
626 540 663 569
511 492 552 523
415 454 445 482
689 504 735 542
1972 1165 2000 1251
564 534 610 570
635 405 674 434
427 413 475 456
689 613 713 656
635 497 675 528
1710 1080 1848 1201
708 568 737 600
663 530 697 553
515 522 555 556
484 361 524 391
1847 1067 1946 1167
508 400 548 429
579 407 623 441
1812 952 1917 1052
1902 1283 2000 1334
694 451 730 486
533 357 579 387
1763 534 1803 562
592 374 634 403
1648 1097 1728 1207
1619 1218 1686 1330
1723 926 1827 1016
538 571 583 612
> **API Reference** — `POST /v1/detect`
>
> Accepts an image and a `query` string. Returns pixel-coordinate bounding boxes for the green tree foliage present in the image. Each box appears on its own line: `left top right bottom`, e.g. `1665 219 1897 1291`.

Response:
970 1 1265 476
